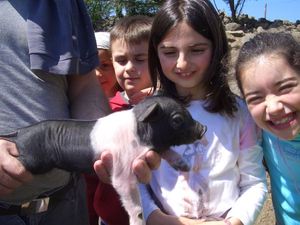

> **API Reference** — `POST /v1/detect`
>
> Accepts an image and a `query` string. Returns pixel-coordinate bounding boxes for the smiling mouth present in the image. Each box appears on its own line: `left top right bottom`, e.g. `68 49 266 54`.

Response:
268 113 296 128
177 72 193 78
124 76 140 80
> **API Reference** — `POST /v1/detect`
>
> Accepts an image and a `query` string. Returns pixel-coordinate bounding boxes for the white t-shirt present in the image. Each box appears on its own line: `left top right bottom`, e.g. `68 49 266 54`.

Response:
140 98 267 225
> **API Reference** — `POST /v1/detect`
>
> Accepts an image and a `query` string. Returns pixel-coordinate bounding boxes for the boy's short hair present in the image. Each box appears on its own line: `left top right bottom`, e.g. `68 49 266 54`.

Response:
110 15 152 46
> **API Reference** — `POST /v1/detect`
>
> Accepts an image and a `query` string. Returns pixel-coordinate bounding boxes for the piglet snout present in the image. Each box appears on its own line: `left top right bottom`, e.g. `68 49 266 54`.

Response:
196 122 206 139
196 122 208 146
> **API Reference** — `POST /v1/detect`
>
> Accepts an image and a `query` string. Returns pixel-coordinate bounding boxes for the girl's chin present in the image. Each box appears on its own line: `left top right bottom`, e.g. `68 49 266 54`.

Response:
271 129 299 140
265 117 300 140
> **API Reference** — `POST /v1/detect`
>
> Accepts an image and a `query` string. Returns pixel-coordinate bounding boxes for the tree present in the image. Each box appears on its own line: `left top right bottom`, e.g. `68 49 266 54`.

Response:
84 0 163 30
84 0 115 30
212 0 246 21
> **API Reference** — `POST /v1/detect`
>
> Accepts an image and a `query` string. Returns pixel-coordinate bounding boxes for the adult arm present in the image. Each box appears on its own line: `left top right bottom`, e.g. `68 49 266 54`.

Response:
0 70 105 197
67 69 111 120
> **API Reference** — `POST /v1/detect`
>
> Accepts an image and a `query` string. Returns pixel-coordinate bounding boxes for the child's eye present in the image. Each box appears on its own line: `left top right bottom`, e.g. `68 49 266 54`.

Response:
114 57 127 65
164 50 176 55
99 63 112 70
191 48 205 54
161 48 177 56
278 82 297 94
245 96 264 105
135 56 148 63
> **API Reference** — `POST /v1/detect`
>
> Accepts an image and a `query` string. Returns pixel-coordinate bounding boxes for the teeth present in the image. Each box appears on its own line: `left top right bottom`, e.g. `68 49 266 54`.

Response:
181 73 191 77
272 116 293 125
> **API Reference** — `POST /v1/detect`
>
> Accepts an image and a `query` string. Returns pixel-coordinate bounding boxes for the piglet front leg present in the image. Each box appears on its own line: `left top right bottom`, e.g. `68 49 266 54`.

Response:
110 149 147 225
112 172 145 225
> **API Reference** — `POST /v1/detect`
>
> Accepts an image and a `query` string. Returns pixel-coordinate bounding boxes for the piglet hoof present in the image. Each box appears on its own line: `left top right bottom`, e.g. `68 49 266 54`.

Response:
128 210 145 225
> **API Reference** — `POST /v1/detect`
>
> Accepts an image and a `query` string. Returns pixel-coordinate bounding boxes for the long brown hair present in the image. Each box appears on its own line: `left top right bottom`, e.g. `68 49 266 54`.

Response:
149 0 237 116
235 32 300 96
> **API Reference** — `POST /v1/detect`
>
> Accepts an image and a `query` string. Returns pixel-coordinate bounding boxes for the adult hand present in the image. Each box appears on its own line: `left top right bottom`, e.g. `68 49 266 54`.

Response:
0 139 33 196
93 150 161 184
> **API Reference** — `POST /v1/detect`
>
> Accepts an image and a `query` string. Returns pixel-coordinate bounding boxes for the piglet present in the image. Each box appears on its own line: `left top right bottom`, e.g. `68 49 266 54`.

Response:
0 95 206 225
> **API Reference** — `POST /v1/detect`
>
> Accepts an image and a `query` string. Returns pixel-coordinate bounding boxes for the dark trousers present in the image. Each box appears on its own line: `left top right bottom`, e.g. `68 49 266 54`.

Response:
0 175 89 225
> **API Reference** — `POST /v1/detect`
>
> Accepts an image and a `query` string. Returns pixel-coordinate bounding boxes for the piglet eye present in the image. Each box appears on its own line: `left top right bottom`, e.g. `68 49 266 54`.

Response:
171 114 184 129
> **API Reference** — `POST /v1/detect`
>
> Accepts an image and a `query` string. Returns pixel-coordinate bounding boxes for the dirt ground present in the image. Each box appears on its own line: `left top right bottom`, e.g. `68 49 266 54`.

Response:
254 173 275 225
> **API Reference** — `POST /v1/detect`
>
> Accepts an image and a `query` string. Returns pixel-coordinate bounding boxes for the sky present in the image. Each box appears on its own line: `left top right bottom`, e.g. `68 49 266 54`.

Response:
213 0 299 23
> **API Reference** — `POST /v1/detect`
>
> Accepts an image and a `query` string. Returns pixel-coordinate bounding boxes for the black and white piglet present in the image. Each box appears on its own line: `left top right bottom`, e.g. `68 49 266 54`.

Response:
1 95 206 225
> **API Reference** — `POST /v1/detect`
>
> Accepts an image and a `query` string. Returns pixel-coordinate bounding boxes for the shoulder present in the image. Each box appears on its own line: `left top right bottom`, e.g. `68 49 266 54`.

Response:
233 96 252 121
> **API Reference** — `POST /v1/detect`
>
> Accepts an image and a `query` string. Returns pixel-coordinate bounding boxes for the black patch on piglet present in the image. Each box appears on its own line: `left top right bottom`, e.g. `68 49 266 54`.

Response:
133 96 206 153
1 120 96 174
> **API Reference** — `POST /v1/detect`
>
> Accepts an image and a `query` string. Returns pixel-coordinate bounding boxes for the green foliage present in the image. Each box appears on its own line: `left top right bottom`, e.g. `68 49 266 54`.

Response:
84 0 113 31
84 0 163 31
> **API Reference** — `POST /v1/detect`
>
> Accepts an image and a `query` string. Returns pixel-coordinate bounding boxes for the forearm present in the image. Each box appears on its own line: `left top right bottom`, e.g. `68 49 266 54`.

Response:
147 210 183 225
147 210 238 225
228 145 267 225
68 70 111 119
140 185 239 225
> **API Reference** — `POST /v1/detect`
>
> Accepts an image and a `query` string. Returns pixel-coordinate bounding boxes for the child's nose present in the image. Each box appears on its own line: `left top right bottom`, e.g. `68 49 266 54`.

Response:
265 95 284 115
176 53 188 70
95 67 103 77
125 60 135 72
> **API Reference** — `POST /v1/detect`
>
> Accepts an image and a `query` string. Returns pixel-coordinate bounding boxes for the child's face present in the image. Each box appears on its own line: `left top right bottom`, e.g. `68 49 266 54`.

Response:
157 22 213 99
240 54 300 140
111 39 151 98
96 49 117 98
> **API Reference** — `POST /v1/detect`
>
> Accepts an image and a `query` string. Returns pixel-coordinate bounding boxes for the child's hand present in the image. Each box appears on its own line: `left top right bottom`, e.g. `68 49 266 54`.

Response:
147 209 242 225
147 209 207 225
93 150 161 184
93 151 113 184
129 87 153 105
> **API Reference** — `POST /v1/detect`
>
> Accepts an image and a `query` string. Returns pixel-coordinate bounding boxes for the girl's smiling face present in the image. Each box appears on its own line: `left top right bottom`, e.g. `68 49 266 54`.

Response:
240 54 300 140
157 22 213 100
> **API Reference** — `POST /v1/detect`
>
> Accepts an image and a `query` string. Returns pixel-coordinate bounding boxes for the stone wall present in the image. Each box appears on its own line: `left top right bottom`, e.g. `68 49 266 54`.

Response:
221 13 300 95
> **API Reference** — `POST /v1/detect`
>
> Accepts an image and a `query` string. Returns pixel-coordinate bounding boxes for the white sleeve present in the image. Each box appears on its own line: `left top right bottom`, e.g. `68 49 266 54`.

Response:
226 144 268 225
138 183 159 221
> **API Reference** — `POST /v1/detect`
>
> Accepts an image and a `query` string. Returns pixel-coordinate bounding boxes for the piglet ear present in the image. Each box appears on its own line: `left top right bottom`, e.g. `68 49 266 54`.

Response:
137 102 162 122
